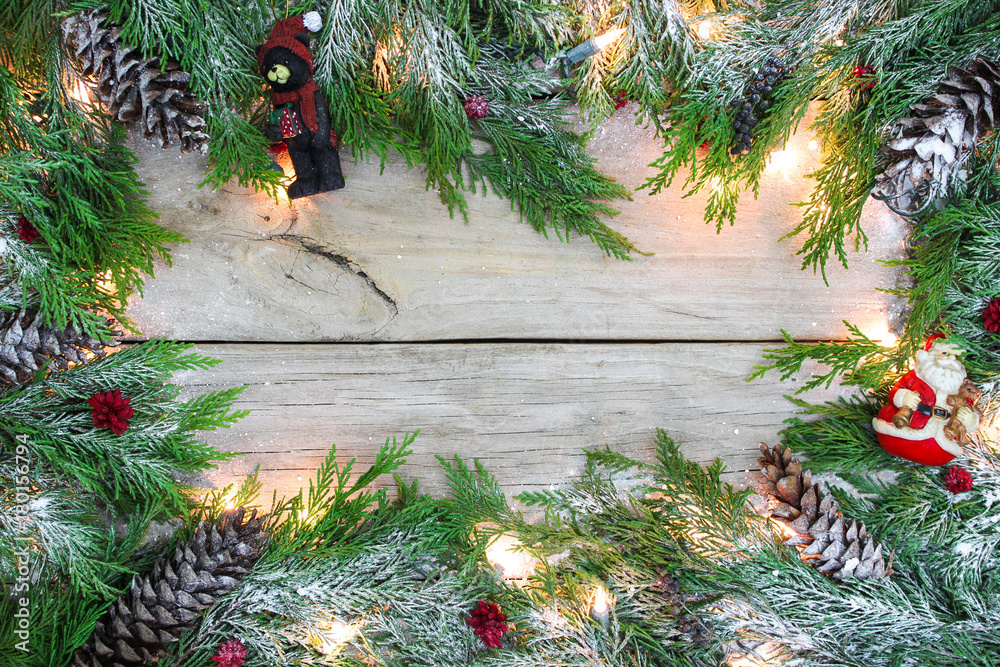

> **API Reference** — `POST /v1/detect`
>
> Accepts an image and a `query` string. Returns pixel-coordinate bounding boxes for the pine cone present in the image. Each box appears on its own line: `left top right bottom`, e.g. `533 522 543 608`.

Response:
0 309 117 385
873 59 1000 215
62 10 209 154
72 507 268 667
758 444 889 581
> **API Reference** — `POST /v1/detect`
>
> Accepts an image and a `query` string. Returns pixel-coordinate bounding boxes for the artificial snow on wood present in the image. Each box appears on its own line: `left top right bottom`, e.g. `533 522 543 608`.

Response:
125 104 908 501
126 106 907 343
175 343 851 502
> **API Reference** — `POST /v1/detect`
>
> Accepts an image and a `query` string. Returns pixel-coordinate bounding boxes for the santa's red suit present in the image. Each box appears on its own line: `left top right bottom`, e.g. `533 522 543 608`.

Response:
872 336 978 466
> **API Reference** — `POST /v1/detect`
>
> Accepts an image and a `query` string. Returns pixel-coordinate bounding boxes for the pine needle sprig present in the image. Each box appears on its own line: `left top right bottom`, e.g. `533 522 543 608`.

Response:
264 432 415 559
0 341 244 512
0 449 162 598
751 323 909 394
777 395 897 474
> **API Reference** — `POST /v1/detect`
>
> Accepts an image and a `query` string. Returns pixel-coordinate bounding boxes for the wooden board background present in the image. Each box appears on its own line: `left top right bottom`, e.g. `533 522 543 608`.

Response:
126 105 908 503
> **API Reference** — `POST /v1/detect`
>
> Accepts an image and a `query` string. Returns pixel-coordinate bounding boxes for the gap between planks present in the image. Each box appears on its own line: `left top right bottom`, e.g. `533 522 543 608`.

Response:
171 341 851 509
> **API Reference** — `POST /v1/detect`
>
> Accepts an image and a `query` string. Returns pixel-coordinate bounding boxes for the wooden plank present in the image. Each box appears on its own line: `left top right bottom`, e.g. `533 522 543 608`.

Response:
126 106 907 343
177 343 850 503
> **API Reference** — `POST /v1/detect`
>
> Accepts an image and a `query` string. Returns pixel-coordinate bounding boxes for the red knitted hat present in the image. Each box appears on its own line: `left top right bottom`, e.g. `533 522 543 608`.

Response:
257 12 322 71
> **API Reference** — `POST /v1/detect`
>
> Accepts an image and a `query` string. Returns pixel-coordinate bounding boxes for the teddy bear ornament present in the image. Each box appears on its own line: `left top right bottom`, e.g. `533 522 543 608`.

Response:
872 334 982 466
257 12 345 198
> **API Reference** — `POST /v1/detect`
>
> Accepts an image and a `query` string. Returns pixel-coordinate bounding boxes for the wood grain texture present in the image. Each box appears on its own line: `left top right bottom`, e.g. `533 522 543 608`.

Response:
178 343 850 503
126 106 908 343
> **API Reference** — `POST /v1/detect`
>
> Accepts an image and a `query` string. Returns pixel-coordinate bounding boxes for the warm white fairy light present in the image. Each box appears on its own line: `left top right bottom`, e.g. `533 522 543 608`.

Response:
593 28 627 51
808 139 819 150
765 149 799 175
220 491 238 511
485 532 537 581
863 321 898 347
695 20 713 40
565 28 627 63
591 585 610 627
592 586 608 615
317 620 359 655
68 78 93 108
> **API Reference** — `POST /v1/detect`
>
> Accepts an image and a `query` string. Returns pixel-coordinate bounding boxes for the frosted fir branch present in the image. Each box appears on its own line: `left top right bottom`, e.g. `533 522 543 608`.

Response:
0 450 158 597
0 341 244 510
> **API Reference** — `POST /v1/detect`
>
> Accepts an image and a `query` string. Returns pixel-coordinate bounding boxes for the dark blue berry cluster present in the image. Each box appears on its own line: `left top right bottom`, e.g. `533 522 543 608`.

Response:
730 56 790 155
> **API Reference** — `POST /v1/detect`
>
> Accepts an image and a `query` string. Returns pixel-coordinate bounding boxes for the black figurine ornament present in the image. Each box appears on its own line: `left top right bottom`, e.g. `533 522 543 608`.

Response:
257 12 345 198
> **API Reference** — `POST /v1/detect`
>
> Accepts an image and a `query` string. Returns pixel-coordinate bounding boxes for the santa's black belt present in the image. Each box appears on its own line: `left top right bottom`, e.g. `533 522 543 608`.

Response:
916 403 949 419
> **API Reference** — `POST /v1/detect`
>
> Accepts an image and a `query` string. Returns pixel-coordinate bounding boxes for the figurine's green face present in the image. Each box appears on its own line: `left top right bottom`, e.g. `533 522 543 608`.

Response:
267 64 291 85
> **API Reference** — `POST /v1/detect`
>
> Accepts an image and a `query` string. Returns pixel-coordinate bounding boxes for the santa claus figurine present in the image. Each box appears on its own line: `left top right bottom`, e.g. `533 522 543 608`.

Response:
873 334 981 466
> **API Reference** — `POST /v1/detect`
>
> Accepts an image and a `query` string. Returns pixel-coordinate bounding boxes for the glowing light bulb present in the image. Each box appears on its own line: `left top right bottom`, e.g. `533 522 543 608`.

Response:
69 79 93 107
864 322 898 347
593 28 627 51
221 493 237 511
565 28 627 63
765 149 798 174
318 620 359 654
484 532 537 581
808 139 819 150
592 586 608 615
695 20 713 40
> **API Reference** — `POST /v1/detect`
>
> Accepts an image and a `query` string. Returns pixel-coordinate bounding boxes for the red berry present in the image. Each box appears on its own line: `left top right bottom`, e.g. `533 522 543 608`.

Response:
464 95 489 120
88 389 135 435
17 215 40 243
983 298 1000 334
853 65 876 91
467 600 507 648
943 466 973 494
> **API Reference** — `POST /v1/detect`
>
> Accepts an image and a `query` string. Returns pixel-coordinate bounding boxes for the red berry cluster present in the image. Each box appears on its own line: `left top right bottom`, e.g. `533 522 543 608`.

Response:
17 215 40 243
467 600 507 648
983 297 1000 334
943 466 973 494
612 90 629 110
464 94 489 120
853 65 877 91
211 638 248 667
88 389 135 435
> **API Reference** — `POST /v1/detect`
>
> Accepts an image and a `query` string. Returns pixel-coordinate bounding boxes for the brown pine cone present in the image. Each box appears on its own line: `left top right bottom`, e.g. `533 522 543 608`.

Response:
758 444 889 580
72 507 268 667
62 10 209 154
0 309 117 385
873 59 1000 215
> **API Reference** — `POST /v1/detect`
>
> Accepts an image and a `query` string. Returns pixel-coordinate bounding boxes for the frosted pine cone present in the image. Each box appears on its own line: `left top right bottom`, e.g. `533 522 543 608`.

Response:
873 59 1000 215
72 508 267 667
758 444 889 580
62 10 209 153
0 309 117 385
464 94 489 120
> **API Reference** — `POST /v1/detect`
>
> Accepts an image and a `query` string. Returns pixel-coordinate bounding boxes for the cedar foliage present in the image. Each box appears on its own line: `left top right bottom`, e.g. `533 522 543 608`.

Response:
641 0 1000 277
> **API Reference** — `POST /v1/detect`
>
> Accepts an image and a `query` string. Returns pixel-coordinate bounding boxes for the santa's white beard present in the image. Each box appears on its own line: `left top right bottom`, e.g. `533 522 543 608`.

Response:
915 355 965 396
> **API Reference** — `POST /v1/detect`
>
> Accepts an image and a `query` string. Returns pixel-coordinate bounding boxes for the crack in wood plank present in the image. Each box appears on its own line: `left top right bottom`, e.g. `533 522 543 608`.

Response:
269 233 399 312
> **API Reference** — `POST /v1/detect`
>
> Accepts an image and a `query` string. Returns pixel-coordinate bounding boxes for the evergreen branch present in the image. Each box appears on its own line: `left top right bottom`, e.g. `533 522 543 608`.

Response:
779 395 898 474
0 341 241 511
750 323 909 394
264 433 414 559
